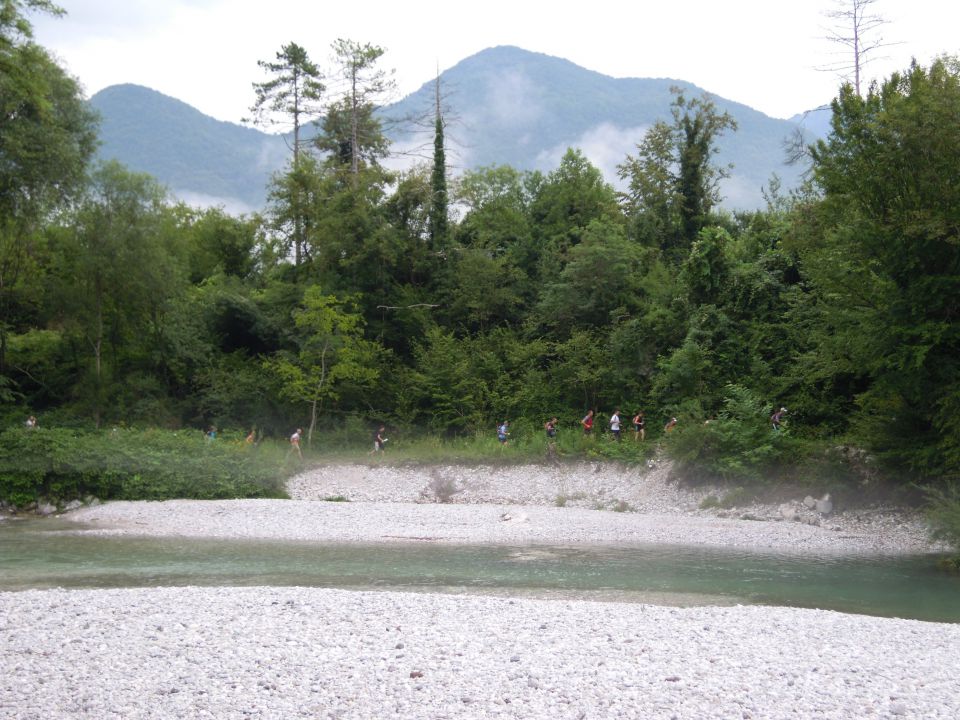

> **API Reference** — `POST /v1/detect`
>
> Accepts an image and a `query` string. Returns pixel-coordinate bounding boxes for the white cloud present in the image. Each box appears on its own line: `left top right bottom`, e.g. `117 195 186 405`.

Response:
534 123 649 186
33 1 960 134
173 190 256 217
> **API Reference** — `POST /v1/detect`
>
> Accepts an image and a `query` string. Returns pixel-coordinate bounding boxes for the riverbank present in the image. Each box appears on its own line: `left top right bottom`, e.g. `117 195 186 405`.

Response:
3 586 958 719
65 460 941 554
5 461 958 718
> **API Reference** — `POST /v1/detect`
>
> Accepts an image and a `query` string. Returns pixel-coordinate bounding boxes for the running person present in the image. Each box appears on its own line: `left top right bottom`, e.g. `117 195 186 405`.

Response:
581 410 595 436
544 417 558 439
289 428 303 460
609 409 622 441
371 425 387 453
632 411 645 441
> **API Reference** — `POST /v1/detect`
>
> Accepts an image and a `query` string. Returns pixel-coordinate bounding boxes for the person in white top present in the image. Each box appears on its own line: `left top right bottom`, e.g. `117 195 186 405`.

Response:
289 428 303 460
609 409 621 441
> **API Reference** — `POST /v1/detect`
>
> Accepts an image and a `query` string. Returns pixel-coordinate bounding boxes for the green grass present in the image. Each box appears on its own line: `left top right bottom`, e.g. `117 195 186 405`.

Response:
301 426 660 467
0 427 292 507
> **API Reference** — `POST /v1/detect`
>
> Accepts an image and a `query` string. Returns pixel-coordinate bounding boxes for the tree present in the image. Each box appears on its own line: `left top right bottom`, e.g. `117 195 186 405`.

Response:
796 57 960 477
248 42 324 266
265 286 381 444
528 148 622 279
248 42 324 165
429 74 449 249
535 218 646 337
48 163 178 427
0 0 98 373
322 39 396 178
618 89 737 253
819 0 894 97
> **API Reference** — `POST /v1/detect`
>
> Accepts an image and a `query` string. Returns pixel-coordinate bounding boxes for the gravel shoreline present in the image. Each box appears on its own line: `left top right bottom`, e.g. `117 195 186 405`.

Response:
3 586 958 719
67 461 941 554
5 461 956 719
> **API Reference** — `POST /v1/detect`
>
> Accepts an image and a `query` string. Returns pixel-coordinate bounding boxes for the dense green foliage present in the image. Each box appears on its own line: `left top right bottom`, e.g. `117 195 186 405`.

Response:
924 482 960 560
2 8 959 528
0 427 289 506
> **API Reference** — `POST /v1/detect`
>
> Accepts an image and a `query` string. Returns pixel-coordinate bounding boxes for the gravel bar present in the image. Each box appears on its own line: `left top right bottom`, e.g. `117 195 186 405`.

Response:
67 461 941 554
2 586 958 720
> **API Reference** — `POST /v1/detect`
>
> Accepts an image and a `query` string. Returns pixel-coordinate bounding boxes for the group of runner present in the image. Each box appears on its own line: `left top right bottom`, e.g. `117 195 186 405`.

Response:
285 406 784 457
497 410 678 445
576 409 673 442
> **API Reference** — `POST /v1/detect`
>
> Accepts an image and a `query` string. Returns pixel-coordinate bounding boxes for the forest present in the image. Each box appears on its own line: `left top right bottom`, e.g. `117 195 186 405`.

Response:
2 3 959 523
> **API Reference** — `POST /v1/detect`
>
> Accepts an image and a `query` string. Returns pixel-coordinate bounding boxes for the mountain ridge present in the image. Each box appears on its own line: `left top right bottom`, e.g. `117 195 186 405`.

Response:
89 45 827 213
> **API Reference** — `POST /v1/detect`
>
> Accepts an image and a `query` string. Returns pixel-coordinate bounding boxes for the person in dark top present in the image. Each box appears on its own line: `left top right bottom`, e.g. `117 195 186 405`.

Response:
544 417 558 439
632 411 645 441
771 407 787 431
371 425 387 453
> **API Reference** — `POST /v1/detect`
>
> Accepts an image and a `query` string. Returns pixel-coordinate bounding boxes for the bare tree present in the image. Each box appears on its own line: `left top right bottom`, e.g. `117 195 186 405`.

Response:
819 0 898 96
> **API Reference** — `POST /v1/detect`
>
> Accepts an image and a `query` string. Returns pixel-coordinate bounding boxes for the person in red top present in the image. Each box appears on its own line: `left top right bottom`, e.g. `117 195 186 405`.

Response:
580 410 595 436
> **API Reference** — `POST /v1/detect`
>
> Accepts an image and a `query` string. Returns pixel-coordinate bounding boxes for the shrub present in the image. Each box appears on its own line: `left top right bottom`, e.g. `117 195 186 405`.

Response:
664 384 803 483
925 481 960 555
699 494 721 510
421 469 463 503
0 427 290 506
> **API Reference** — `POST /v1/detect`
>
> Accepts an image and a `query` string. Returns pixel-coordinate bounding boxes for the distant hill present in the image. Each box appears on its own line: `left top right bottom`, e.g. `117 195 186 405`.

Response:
387 46 816 208
90 84 288 214
89 47 823 212
789 105 833 140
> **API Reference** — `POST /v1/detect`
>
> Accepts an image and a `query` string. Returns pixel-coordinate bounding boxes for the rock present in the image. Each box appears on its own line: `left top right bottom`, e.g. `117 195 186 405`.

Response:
816 494 834 515
36 502 56 516
803 495 817 509
499 511 528 524
779 503 799 521
889 702 907 716
64 499 83 512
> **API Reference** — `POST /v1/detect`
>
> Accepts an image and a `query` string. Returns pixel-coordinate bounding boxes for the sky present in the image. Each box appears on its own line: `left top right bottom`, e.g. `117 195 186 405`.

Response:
30 0 960 125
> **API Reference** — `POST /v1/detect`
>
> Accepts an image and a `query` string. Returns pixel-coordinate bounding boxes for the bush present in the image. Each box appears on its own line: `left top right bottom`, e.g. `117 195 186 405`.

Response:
925 482 960 555
0 427 290 507
420 469 463 503
664 384 804 483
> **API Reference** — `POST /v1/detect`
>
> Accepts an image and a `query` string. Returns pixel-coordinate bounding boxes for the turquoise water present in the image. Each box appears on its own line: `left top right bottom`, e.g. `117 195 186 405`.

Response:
1 518 957 622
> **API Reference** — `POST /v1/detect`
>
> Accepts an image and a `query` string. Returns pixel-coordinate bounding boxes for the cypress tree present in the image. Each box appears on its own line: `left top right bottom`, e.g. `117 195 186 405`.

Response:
429 75 449 248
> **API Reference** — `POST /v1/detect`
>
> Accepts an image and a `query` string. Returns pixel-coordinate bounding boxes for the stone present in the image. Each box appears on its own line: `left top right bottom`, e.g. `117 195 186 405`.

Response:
779 503 799 521
65 500 83 512
816 494 834 515
803 495 817 509
36 502 56 516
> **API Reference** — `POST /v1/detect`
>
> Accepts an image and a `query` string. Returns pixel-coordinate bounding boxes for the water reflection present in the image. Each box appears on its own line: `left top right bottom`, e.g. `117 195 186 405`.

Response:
1 517 957 622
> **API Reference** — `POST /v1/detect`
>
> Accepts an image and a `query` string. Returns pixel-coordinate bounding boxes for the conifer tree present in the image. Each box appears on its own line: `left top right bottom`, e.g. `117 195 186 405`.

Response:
429 74 449 249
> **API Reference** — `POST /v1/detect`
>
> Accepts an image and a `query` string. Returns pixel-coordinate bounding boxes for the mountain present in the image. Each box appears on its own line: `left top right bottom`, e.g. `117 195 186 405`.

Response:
387 46 814 208
89 46 820 212
789 105 833 140
90 84 288 213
